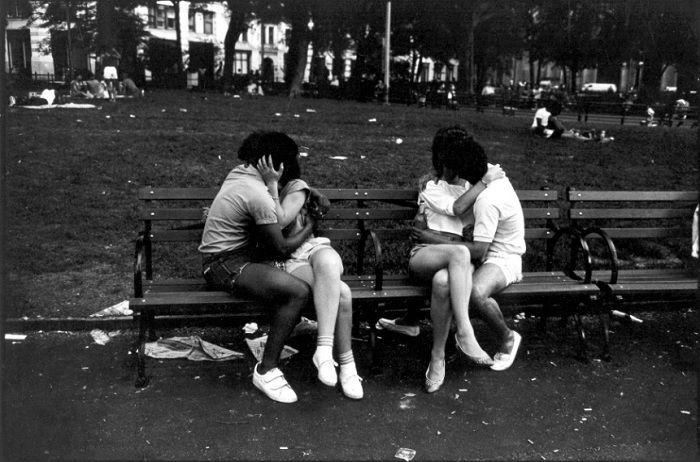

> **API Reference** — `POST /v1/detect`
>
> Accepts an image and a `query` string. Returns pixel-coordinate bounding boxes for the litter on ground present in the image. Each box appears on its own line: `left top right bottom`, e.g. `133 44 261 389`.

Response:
90 300 132 317
144 336 244 361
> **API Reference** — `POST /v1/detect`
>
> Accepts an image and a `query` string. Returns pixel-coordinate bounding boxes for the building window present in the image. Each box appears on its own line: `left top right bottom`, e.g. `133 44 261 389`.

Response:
149 5 176 30
240 29 248 43
267 26 275 45
188 11 195 31
8 0 31 18
234 51 250 74
166 7 176 29
203 12 214 34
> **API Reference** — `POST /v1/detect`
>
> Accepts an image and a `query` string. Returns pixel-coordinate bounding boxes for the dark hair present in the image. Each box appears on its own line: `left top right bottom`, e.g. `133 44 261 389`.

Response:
431 126 487 185
546 100 562 116
238 131 301 185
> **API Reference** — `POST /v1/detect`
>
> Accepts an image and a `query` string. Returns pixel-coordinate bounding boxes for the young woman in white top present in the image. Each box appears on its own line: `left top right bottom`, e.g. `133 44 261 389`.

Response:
409 127 504 392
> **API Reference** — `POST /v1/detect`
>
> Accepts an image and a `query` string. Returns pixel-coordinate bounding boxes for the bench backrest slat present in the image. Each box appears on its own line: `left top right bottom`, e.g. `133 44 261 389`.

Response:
571 208 691 220
568 190 697 202
139 187 219 200
149 228 367 243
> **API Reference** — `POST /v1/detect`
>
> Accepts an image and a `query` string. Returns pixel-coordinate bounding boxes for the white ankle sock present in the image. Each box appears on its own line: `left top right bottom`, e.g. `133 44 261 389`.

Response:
338 351 357 377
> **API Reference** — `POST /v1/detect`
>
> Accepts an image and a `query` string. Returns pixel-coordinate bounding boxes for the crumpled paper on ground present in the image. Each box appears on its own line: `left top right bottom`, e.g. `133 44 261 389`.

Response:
145 336 244 361
90 300 133 317
245 335 298 362
90 329 122 345
290 316 318 337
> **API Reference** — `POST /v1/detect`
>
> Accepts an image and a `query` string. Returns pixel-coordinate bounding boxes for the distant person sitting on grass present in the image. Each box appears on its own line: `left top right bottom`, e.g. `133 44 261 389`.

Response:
85 73 109 99
70 74 92 98
531 101 594 141
120 73 143 97
199 132 319 404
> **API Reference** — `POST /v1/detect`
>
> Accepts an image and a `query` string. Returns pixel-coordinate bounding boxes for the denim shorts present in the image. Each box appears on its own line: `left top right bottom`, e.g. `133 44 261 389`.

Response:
201 249 251 294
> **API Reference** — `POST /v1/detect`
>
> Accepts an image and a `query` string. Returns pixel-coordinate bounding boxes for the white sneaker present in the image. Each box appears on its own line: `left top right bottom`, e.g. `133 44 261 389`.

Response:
339 372 364 400
376 318 420 337
312 352 338 386
252 362 298 403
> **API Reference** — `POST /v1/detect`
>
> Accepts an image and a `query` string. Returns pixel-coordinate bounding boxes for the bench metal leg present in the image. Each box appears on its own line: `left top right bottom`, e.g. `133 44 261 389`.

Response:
135 314 150 388
366 302 385 375
147 312 157 341
599 312 612 361
574 313 589 362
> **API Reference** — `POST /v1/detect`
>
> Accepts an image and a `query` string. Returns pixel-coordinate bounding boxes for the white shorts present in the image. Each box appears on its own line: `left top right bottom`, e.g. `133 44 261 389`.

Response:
103 66 118 80
482 252 523 286
284 237 333 274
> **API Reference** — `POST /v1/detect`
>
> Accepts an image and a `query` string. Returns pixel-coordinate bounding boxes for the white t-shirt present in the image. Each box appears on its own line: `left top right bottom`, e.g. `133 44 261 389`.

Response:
472 178 526 256
531 107 550 129
419 179 473 235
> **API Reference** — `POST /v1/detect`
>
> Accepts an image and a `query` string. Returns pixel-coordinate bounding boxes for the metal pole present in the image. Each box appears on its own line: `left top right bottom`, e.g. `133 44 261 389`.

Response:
66 2 73 82
383 0 391 104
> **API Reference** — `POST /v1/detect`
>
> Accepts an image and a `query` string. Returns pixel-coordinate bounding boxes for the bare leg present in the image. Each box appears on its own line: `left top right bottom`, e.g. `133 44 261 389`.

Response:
291 252 353 349
470 263 514 354
334 281 353 354
409 244 486 357
427 269 451 383
235 263 310 374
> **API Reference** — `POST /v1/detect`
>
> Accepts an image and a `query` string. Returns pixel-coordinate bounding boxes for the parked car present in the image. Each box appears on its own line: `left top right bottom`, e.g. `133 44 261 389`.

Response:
581 82 617 93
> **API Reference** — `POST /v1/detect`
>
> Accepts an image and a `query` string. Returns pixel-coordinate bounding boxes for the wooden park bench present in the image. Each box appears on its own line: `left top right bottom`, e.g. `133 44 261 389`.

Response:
130 186 599 386
566 189 698 359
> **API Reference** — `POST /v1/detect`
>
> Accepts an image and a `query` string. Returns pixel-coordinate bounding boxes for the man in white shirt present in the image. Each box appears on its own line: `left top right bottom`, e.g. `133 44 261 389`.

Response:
457 142 525 371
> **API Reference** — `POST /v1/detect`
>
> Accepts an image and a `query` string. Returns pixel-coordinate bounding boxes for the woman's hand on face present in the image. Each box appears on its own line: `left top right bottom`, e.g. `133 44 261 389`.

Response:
483 163 505 184
257 155 283 185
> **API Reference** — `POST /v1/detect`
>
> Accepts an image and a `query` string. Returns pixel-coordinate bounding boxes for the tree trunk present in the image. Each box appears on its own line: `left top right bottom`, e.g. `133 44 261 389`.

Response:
288 35 310 98
222 2 247 88
466 17 476 94
172 1 183 74
96 0 116 53
286 9 311 98
640 60 664 100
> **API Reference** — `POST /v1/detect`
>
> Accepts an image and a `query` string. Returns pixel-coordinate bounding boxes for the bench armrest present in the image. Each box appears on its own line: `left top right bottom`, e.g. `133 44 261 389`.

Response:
366 230 385 290
580 226 619 284
134 233 145 298
548 227 593 283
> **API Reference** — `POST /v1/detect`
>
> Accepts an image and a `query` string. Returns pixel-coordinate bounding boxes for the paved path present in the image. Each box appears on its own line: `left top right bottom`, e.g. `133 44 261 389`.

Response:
2 310 698 461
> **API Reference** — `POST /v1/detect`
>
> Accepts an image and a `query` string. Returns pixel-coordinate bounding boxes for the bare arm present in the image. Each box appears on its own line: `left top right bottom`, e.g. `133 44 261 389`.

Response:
452 163 505 215
308 187 330 215
463 240 490 263
256 219 315 259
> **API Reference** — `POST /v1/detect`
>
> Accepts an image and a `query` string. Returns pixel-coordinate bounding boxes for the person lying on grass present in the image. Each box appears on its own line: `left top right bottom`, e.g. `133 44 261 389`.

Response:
255 135 364 400
378 126 524 393
532 100 600 141
199 131 319 404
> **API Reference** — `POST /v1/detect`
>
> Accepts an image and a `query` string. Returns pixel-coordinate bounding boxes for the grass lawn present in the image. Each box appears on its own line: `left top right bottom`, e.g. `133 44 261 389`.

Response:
5 90 698 318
